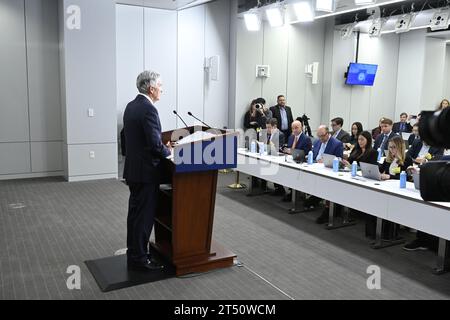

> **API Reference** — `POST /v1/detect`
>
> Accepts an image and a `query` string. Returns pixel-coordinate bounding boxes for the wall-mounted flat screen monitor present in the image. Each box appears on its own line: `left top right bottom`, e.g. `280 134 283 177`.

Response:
345 63 378 86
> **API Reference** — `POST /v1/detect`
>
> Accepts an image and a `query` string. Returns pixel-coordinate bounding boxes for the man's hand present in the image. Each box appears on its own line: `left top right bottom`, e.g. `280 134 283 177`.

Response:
317 159 324 164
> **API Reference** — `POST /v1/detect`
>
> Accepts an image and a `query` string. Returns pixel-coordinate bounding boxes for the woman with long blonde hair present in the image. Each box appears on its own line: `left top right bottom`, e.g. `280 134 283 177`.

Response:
379 135 413 180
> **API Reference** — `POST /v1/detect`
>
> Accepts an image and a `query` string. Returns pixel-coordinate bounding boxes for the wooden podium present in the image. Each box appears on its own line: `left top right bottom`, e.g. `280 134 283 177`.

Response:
151 126 238 276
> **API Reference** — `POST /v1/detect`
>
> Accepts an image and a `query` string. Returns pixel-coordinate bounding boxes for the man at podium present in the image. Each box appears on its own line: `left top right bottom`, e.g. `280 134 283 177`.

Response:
123 70 172 271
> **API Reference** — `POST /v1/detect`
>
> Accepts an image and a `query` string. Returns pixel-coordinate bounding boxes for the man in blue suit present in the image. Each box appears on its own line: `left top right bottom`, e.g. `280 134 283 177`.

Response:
286 120 312 154
313 125 343 162
123 70 171 271
373 118 398 151
303 125 344 223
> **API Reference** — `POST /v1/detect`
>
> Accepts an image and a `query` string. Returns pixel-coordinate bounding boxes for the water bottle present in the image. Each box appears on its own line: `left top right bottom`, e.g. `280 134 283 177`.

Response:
351 162 358 177
259 143 265 156
333 157 339 172
250 140 256 153
400 171 407 189
307 151 314 165
377 148 382 162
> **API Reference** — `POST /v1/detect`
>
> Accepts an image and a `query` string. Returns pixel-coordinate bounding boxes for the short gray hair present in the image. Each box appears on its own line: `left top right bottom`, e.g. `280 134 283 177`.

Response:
136 70 161 94
318 125 330 134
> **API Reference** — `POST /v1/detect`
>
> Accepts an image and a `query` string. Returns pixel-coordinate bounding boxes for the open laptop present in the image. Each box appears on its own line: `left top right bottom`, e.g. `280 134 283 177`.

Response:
292 149 306 163
360 162 382 181
322 153 335 168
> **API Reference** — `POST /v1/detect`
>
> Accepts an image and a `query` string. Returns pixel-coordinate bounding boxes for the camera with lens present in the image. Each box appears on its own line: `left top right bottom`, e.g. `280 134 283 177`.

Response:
297 114 312 137
418 108 450 202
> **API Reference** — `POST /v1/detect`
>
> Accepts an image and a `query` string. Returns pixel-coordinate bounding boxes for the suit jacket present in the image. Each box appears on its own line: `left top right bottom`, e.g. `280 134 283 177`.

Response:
123 94 170 183
312 136 344 161
333 129 351 143
287 133 312 153
408 134 419 147
373 131 398 151
406 139 444 160
267 130 286 150
270 105 294 134
393 122 413 134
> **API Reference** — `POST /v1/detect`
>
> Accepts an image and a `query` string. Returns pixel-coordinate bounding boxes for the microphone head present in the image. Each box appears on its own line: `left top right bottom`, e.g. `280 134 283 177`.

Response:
188 112 193 116
173 110 177 115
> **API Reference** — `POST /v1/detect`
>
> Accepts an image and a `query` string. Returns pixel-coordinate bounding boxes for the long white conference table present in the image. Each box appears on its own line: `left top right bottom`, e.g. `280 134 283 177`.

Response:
236 148 450 274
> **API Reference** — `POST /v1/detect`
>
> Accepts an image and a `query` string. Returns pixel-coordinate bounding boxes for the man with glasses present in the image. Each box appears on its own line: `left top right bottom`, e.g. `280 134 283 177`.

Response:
331 117 351 143
303 126 344 223
123 70 172 272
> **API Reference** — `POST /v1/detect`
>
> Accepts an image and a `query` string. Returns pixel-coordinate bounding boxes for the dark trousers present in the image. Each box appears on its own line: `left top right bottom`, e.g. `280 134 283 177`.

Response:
365 215 398 240
126 182 159 263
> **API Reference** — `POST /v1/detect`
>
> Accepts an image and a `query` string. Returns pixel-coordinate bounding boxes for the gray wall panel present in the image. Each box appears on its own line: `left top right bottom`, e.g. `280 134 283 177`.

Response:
26 0 62 141
0 143 31 175
0 0 30 143
31 141 63 172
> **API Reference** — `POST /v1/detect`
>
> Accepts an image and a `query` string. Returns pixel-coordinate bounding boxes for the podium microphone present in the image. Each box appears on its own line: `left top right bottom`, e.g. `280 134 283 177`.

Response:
187 112 211 128
173 110 188 127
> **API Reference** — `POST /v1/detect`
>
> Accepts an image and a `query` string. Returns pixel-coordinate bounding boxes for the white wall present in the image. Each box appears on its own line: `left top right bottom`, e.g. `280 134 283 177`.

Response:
395 30 426 118
232 18 326 131
116 0 230 131
324 31 400 132
445 45 450 100
116 4 144 130
60 0 118 182
145 8 177 131
421 37 447 110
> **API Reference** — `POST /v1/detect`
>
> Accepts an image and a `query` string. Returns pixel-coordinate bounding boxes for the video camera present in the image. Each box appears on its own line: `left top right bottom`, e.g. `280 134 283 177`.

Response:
418 107 450 202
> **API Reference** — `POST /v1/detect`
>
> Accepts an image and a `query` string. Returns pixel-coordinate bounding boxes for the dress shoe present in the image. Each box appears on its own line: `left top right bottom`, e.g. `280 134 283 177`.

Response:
282 193 292 202
128 259 164 271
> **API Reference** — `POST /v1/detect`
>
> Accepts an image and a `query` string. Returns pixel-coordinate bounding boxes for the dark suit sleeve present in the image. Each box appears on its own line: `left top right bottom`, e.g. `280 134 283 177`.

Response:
407 140 420 159
243 112 251 130
335 140 344 158
279 132 285 146
367 149 378 165
142 108 170 158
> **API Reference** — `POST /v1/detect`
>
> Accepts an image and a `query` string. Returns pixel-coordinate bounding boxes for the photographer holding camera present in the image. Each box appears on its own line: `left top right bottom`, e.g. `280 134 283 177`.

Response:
416 102 450 202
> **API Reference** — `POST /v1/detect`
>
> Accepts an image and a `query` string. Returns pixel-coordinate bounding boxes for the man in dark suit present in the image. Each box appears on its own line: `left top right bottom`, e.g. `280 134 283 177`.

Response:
407 137 444 164
393 112 413 134
286 120 312 154
408 123 420 147
330 117 351 144
313 125 344 162
123 70 171 271
373 118 398 151
270 95 294 139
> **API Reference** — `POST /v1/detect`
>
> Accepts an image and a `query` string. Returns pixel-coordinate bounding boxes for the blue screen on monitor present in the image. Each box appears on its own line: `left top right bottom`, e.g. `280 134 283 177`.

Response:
346 63 378 86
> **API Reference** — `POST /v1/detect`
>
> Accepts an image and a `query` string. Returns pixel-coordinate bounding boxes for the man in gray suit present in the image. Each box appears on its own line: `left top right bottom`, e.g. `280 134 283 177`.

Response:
331 117 351 143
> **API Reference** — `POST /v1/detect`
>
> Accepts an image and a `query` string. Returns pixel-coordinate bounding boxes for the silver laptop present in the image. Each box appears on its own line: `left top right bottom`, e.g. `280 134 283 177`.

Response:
322 153 335 168
360 162 382 181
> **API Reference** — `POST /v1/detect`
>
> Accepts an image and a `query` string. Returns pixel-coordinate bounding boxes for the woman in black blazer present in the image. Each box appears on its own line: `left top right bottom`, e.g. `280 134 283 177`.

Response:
379 135 413 180
343 131 378 166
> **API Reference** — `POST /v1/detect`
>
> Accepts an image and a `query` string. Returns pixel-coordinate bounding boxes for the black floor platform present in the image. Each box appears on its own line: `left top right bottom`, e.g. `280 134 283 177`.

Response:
85 248 175 292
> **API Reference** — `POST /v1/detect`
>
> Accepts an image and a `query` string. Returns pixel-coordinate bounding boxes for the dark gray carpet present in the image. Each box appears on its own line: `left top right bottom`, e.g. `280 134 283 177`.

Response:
1 171 450 300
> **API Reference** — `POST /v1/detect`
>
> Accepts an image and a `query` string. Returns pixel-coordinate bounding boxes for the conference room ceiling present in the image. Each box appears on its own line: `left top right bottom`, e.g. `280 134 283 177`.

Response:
116 0 215 10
